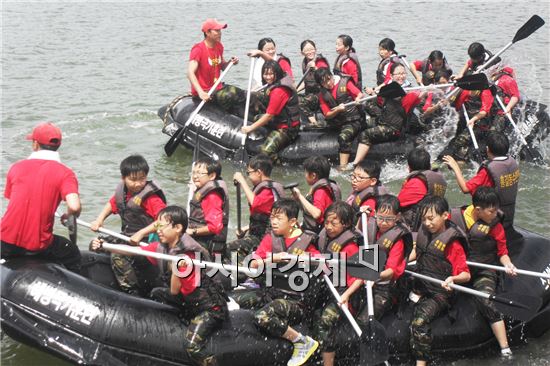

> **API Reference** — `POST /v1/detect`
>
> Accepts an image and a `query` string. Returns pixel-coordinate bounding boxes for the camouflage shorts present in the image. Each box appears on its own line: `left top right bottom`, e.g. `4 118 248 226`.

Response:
185 308 227 366
358 124 400 146
312 301 340 352
111 253 160 295
357 283 394 323
260 125 300 162
213 84 246 117
337 120 362 153
299 93 320 117
254 298 305 337
472 269 502 323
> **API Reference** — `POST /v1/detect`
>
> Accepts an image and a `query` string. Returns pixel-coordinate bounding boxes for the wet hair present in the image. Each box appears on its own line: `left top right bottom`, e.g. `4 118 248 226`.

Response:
158 205 188 232
379 38 397 54
468 42 486 60
428 50 445 63
337 34 356 53
407 148 431 171
271 198 300 220
195 157 222 179
355 160 381 181
314 67 332 87
434 69 452 82
420 195 449 217
376 194 400 215
262 60 285 83
423 70 436 85
303 155 331 180
472 186 500 209
248 153 273 176
324 201 355 229
300 39 316 51
486 131 509 156
120 154 149 177
390 62 405 75
258 37 275 51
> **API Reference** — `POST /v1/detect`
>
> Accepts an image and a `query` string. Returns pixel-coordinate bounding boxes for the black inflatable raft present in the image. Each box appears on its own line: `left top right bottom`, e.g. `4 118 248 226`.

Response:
158 96 549 163
2 227 550 365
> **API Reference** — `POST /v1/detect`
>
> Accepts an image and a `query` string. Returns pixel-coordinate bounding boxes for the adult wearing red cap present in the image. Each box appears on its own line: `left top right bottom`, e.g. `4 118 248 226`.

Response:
188 18 247 117
1 122 82 272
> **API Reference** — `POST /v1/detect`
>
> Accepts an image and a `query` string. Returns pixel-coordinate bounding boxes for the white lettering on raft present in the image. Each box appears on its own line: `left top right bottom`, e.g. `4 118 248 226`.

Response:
26 281 101 326
193 115 227 139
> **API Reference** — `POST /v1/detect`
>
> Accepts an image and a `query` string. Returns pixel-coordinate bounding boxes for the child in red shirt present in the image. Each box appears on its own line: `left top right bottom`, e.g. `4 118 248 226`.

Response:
346 160 387 222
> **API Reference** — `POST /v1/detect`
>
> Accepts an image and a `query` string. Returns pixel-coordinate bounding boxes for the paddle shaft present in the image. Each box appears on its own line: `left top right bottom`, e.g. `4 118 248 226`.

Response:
399 56 422 86
235 181 242 233
323 274 363 336
494 95 531 147
102 242 261 277
296 67 313 90
342 94 377 108
467 261 550 280
462 105 480 150
241 58 256 146
361 213 376 317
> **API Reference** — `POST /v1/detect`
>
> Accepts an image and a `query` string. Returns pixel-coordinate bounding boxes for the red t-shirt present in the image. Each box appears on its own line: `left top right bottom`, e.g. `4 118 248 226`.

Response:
2 157 79 251
422 92 434 112
444 239 470 276
109 192 166 219
254 233 320 259
316 59 329 69
319 80 361 115
401 92 422 115
200 191 224 235
266 87 299 128
397 177 428 208
361 197 377 217
250 187 275 216
495 74 520 111
465 167 495 194
339 243 360 287
379 234 405 281
278 57 294 80
312 186 334 225
341 58 360 87
412 60 425 71
454 89 494 114
189 41 224 96
455 209 508 257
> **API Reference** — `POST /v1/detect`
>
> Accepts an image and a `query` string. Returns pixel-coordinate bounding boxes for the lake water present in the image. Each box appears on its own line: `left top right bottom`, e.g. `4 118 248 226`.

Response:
1 1 549 365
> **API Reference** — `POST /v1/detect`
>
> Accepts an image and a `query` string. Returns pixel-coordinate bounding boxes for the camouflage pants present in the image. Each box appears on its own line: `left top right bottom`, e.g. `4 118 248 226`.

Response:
312 301 340 352
358 124 400 146
226 234 262 266
410 292 451 362
472 269 502 323
111 253 160 295
232 288 267 310
212 84 247 118
357 283 394 323
260 125 300 162
254 298 305 337
363 100 383 119
299 93 320 117
333 119 362 153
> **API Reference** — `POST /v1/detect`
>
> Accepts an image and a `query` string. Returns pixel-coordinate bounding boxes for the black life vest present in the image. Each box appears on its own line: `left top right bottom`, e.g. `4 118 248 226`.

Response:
154 233 211 280
249 180 285 238
480 158 519 230
418 58 452 83
366 217 413 258
188 179 230 253
114 180 166 235
302 178 342 233
301 54 329 95
333 52 363 89
319 75 362 125
266 75 301 129
401 170 447 232
469 50 501 73
346 184 389 217
376 55 401 85
415 222 468 295
379 97 407 132
450 207 503 265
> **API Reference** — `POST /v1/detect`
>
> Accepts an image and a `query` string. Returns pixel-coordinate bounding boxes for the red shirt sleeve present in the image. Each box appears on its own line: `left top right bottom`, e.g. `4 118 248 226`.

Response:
490 223 508 257
142 194 167 219
278 58 294 80
498 75 520 103
361 197 377 217
342 58 359 86
401 92 421 114
200 191 224 235
313 187 334 224
253 233 272 259
109 194 118 214
346 80 361 99
445 240 470 276
250 188 274 216
413 60 423 70
316 59 329 69
479 89 494 114
465 167 495 194
141 241 160 265
422 92 434 112
454 89 470 111
383 238 405 281
266 87 291 115
319 91 332 115
341 243 360 287
397 177 428 208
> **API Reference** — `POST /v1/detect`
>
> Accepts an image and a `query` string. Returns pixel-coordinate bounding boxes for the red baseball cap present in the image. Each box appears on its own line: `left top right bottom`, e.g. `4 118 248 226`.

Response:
26 122 62 147
201 18 227 33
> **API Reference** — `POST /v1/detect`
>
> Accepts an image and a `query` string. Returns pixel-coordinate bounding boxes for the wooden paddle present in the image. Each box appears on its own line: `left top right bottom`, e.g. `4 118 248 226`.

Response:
164 61 235 157
466 261 550 280
359 212 389 365
342 81 406 108
461 105 483 164
492 93 543 162
405 270 542 322
236 57 256 164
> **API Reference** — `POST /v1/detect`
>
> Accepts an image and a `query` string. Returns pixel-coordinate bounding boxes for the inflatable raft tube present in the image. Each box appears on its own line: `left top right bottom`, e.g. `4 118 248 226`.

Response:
2 227 549 365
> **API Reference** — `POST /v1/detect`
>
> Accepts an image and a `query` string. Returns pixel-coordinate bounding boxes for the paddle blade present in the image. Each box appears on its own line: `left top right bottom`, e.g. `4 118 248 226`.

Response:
378 81 406 99
164 127 184 156
359 316 389 366
456 74 490 90
64 214 77 246
493 292 542 322
513 15 545 43
235 147 249 165
347 247 387 281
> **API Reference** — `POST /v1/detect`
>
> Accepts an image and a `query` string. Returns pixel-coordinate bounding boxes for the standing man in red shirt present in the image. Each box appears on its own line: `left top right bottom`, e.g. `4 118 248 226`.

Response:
1 122 81 272
188 18 245 117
